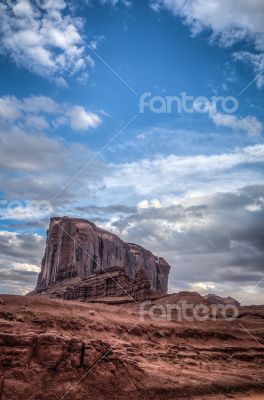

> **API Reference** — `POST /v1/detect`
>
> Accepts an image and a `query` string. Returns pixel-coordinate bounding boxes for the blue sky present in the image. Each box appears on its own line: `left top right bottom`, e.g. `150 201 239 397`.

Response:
0 0 263 303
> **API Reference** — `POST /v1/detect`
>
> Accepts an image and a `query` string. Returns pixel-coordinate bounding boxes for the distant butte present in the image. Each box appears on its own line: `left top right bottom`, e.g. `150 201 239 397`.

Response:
33 216 171 301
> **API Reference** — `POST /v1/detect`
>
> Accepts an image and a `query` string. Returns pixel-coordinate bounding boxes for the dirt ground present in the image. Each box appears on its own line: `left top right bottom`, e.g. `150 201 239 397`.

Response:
0 294 263 400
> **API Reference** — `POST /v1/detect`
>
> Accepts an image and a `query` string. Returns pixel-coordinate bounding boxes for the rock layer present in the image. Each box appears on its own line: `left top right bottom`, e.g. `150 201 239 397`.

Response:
35 217 170 300
62 268 152 302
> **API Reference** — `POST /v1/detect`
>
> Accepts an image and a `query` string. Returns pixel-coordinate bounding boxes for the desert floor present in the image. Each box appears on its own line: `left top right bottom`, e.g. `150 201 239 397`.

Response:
0 294 263 400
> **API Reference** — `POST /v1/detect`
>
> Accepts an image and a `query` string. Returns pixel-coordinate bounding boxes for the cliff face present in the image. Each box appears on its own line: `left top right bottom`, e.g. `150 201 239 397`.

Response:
36 217 170 297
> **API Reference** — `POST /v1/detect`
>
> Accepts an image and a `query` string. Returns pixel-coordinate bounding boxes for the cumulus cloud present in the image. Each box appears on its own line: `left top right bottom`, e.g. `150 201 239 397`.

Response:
0 95 101 132
67 105 102 131
0 0 91 84
150 0 264 87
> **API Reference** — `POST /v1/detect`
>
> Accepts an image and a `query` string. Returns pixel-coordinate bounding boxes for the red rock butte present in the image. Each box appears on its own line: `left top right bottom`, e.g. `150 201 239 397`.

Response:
34 216 171 301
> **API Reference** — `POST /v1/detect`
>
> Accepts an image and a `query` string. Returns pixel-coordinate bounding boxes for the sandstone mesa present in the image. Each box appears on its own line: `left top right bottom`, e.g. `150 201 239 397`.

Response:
33 216 170 302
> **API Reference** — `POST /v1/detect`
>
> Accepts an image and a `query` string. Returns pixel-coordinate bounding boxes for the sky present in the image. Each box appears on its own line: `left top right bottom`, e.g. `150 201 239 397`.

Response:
0 0 263 305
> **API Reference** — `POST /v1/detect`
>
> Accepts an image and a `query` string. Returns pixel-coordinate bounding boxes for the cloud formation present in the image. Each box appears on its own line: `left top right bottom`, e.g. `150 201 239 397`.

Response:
67 105 102 131
0 0 91 85
106 143 264 198
0 95 105 211
0 95 101 132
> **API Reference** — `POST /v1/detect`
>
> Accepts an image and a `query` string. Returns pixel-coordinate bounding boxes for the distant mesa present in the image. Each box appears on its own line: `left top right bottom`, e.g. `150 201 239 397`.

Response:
33 216 171 301
204 294 240 307
153 291 240 307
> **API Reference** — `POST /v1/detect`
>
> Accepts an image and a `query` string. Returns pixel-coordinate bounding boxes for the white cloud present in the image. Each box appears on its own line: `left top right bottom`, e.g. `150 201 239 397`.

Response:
189 282 216 293
0 96 22 120
25 114 50 130
0 200 53 221
137 198 161 211
151 0 264 87
13 262 40 273
0 0 91 84
106 144 264 197
207 105 263 137
67 105 101 131
0 95 101 132
22 95 60 113
151 0 264 40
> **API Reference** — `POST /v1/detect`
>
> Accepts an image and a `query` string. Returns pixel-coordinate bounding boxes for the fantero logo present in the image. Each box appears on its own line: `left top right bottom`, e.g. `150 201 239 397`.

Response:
139 300 239 322
139 91 239 115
